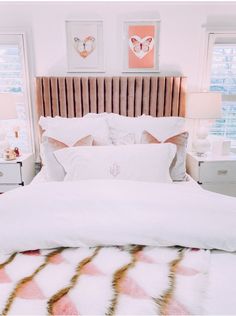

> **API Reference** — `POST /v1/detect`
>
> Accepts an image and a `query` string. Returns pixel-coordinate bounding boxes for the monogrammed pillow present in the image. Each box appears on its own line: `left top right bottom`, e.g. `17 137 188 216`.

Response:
54 144 176 183
40 135 93 181
141 130 189 181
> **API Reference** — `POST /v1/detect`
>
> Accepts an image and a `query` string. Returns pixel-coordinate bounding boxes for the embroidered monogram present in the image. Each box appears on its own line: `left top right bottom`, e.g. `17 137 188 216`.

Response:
110 163 120 178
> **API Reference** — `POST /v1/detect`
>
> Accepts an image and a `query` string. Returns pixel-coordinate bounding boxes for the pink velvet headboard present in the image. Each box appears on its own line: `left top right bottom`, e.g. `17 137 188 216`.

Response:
36 76 187 119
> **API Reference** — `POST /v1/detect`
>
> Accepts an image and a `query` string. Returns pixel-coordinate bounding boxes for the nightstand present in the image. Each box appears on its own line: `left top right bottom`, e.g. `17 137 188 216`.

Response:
186 152 236 197
0 154 35 193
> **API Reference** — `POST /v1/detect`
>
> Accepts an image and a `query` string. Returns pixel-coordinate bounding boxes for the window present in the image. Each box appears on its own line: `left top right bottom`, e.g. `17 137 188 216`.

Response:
206 33 236 145
0 33 33 153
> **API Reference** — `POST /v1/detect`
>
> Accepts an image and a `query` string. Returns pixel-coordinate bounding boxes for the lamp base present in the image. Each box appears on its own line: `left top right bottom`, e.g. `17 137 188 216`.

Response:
193 138 211 156
193 126 211 156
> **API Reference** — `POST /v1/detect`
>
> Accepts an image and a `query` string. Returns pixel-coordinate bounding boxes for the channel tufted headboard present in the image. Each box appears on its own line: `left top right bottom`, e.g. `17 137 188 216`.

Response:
35 76 187 119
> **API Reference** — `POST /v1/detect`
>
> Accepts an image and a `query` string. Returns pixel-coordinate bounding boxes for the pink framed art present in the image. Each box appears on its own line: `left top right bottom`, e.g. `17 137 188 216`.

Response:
123 20 160 73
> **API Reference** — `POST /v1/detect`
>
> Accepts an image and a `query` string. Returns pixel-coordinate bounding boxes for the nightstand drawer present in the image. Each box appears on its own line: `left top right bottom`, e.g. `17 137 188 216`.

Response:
202 183 236 197
199 161 236 183
0 163 22 184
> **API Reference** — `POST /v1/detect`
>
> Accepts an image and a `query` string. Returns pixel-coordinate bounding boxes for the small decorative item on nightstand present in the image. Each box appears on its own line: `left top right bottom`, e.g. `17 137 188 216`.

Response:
14 147 20 157
186 151 236 197
3 148 16 161
186 92 222 156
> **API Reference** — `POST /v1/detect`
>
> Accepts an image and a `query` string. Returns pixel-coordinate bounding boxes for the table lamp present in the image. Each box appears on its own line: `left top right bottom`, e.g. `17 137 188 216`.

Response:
186 92 222 156
0 93 18 158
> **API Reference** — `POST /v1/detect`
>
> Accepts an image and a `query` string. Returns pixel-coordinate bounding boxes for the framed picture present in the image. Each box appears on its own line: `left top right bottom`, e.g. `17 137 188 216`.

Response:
66 20 104 72
123 20 160 72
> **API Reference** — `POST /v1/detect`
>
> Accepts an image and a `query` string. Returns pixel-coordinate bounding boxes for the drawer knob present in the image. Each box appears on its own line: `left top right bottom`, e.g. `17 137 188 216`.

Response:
217 170 228 175
0 171 3 177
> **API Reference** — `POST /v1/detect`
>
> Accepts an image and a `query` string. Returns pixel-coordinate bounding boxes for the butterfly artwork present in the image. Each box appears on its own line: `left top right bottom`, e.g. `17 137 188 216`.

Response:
66 20 104 72
129 35 154 59
73 36 96 58
126 22 159 71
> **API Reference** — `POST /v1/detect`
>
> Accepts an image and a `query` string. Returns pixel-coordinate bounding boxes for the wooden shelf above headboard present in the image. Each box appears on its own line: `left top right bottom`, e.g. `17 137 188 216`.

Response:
35 76 187 119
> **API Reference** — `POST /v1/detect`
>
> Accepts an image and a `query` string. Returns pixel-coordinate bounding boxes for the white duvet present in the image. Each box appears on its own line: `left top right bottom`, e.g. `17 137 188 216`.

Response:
0 179 236 254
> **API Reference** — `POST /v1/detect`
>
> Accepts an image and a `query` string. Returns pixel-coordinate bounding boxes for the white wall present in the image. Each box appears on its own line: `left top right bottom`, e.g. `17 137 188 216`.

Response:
0 1 236 90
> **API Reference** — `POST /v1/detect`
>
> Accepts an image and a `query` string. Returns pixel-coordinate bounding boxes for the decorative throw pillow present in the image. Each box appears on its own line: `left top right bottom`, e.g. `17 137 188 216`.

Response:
41 135 93 181
54 143 177 183
141 130 189 181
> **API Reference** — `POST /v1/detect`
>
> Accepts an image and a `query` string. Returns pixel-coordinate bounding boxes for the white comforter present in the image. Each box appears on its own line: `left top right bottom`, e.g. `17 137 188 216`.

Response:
0 179 236 254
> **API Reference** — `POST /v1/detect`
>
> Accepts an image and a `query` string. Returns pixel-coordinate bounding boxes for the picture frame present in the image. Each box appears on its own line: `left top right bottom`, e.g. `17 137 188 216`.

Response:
123 19 160 73
65 20 104 73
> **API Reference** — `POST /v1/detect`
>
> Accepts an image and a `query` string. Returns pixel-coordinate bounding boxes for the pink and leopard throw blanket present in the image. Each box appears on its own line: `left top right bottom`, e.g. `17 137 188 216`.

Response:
0 246 209 315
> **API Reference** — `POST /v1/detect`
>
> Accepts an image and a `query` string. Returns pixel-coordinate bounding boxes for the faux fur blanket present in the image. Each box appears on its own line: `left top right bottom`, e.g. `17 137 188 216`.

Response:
0 246 209 315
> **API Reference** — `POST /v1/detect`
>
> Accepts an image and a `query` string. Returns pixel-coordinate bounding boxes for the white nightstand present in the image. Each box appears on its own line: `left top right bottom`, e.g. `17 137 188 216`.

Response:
0 154 35 193
186 152 236 197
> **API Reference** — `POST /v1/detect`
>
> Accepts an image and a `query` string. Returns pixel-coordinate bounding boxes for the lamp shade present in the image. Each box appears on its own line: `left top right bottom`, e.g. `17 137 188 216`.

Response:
186 92 222 119
0 93 17 120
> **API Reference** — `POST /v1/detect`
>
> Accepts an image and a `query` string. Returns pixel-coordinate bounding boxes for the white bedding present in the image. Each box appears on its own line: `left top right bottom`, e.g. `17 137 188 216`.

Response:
3 111 235 314
1 179 236 254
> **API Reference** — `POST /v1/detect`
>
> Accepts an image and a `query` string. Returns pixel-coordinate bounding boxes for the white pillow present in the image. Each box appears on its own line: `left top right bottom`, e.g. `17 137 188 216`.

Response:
39 116 111 146
107 114 186 143
83 112 109 118
85 114 186 147
84 113 136 145
54 143 176 183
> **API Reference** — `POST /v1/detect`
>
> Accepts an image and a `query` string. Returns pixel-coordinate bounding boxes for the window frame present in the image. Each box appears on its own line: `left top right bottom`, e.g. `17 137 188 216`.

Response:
202 29 236 89
0 29 36 155
202 28 236 145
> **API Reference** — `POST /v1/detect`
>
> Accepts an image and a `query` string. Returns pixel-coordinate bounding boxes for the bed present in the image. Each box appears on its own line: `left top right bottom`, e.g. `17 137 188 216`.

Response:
0 76 236 316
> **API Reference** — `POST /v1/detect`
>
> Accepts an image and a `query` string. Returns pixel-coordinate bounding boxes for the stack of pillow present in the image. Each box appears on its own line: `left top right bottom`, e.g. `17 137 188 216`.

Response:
39 113 188 183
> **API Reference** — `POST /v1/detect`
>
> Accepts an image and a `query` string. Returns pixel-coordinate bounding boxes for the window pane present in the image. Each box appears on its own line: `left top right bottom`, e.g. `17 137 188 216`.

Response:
209 42 236 143
0 45 23 93
0 36 31 153
211 101 236 141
